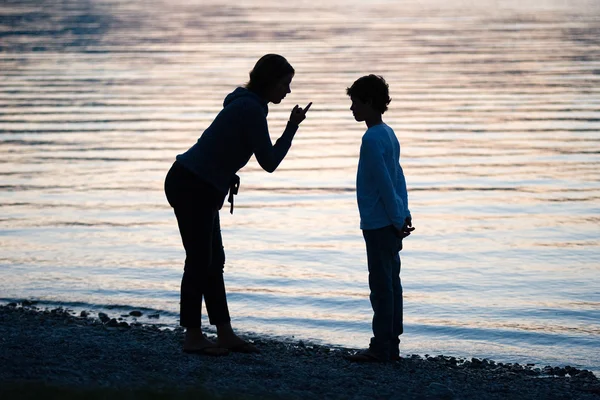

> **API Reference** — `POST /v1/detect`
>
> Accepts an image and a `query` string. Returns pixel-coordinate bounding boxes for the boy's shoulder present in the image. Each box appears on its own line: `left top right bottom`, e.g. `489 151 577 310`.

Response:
363 123 393 140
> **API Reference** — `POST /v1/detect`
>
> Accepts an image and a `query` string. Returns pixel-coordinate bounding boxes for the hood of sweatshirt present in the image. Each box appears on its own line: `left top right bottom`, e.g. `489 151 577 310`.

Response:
223 87 269 116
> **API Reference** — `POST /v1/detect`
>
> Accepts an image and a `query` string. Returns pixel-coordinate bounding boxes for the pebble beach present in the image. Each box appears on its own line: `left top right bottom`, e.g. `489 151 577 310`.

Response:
1 303 598 400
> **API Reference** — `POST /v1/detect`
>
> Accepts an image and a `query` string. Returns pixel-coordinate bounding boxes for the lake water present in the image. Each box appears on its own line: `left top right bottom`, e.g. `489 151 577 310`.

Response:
1 0 599 374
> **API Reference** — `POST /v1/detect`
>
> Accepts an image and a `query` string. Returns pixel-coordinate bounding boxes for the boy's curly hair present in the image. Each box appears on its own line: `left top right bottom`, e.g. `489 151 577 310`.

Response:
346 74 391 114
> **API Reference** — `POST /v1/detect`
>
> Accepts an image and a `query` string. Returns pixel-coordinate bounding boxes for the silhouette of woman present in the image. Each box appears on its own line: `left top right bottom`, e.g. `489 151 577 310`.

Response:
164 54 312 355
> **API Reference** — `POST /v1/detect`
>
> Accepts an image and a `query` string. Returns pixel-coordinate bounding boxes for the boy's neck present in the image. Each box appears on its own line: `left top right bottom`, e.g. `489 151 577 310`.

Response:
365 115 383 128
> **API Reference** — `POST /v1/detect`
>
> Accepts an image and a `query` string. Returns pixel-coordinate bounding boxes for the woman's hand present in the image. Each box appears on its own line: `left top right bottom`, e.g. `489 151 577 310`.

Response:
289 102 312 125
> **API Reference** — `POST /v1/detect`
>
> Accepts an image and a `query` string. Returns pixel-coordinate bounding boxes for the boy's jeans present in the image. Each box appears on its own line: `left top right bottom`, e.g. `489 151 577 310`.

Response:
362 225 403 360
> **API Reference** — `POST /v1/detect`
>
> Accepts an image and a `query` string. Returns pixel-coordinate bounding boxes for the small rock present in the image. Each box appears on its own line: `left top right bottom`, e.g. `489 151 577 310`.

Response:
523 368 540 376
564 366 577 374
575 370 597 381
427 382 455 399
511 364 524 372
7 302 17 307
148 313 160 319
106 318 119 327
489 383 510 393
129 310 143 317
98 313 110 323
586 386 600 395
80 311 89 318
553 367 566 377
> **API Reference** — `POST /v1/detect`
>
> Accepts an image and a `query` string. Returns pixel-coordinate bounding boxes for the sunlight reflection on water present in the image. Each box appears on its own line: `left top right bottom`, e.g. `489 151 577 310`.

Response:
1 0 599 373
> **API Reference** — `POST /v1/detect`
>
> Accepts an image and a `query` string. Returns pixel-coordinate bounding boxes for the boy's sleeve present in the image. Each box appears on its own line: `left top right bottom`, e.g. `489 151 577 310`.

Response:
397 164 410 218
362 136 406 228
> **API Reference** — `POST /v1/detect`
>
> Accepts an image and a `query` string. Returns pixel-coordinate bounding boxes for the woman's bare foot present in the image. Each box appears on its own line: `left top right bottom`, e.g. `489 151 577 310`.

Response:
216 323 260 353
183 327 229 356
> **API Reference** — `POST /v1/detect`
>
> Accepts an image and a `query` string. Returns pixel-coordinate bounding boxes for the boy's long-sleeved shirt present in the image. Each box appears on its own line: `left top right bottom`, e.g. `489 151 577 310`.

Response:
356 123 410 230
176 87 298 198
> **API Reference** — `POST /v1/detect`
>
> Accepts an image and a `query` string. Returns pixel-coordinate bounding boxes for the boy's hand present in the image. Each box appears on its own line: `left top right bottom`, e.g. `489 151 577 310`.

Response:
289 102 312 125
395 217 415 238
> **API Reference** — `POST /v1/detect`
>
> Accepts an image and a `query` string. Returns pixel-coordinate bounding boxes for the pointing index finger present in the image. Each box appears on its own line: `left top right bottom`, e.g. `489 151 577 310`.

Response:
303 102 313 114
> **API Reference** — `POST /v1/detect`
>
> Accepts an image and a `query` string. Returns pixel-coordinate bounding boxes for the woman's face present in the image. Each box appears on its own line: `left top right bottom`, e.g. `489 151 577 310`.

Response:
266 72 294 104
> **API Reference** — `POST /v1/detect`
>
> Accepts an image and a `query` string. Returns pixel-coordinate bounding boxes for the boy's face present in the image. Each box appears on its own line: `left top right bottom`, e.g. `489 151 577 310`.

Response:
350 96 371 122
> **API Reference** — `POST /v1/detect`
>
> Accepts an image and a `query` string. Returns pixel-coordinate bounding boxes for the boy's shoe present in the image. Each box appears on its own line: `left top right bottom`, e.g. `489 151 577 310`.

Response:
390 339 401 361
345 348 388 362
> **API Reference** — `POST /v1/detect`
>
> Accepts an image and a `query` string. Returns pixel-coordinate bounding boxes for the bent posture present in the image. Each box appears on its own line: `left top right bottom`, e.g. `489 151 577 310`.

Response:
165 54 312 355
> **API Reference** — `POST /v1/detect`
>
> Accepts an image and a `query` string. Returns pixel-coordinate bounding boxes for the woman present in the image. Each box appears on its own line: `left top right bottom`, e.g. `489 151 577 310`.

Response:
164 54 312 355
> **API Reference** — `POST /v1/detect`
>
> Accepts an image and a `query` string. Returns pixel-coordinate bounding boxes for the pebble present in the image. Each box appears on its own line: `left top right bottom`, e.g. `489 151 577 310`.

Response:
426 382 455 399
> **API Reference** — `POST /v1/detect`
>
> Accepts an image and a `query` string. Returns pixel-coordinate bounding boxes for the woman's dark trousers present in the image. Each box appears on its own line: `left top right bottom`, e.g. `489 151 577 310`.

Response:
164 161 231 328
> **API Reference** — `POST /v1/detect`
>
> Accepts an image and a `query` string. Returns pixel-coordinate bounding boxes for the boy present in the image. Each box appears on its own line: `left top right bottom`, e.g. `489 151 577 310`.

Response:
346 75 414 362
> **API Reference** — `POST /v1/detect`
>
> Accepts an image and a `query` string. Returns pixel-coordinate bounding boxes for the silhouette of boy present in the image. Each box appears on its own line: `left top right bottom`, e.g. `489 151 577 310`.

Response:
345 75 414 362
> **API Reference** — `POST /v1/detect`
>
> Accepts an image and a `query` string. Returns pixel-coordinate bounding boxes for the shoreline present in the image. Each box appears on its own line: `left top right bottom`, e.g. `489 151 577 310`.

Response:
0 303 598 400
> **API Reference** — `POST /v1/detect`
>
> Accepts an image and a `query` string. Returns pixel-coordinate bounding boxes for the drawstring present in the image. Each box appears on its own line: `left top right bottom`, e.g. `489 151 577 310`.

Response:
228 174 240 214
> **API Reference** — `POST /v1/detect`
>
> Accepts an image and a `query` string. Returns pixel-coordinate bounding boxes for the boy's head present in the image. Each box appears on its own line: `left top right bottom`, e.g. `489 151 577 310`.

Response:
346 75 391 122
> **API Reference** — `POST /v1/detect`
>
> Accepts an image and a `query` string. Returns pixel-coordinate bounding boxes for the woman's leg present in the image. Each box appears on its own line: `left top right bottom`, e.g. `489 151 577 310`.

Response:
174 204 216 329
203 212 231 325
165 163 229 354
207 214 259 353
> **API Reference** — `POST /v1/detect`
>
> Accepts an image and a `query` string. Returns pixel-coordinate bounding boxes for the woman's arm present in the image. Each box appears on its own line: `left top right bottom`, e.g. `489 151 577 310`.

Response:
249 102 311 173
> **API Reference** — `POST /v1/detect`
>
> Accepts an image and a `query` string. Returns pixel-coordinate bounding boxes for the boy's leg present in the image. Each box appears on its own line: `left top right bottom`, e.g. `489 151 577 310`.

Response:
363 226 397 360
391 241 403 360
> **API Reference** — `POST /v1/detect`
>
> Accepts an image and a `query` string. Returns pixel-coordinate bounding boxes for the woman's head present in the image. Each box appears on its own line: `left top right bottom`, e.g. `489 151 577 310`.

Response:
246 54 295 104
